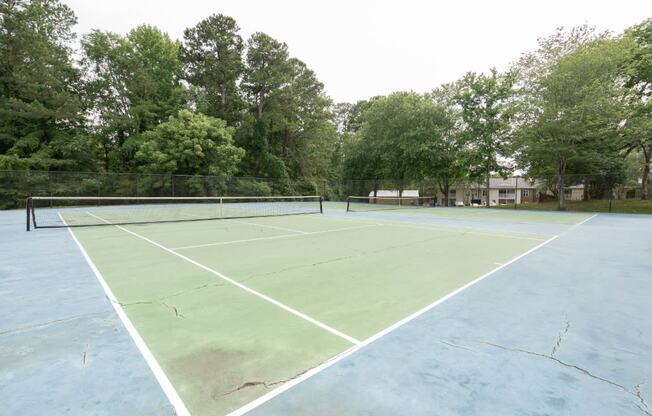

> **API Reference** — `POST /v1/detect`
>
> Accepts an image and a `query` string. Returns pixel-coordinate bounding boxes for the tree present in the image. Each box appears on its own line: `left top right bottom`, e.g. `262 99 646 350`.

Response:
347 92 452 197
81 25 186 171
241 32 292 121
428 84 465 206
181 14 244 124
237 32 337 186
455 69 515 207
515 39 628 209
0 0 92 171
621 19 652 199
136 109 244 176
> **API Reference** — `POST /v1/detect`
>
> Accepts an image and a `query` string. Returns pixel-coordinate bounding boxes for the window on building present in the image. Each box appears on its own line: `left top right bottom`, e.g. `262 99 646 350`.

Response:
522 189 529 197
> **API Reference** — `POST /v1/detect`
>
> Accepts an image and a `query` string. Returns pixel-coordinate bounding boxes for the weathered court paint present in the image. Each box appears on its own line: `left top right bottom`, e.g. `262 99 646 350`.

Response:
7 203 645 416
0 210 174 416
68 212 545 414
245 213 652 416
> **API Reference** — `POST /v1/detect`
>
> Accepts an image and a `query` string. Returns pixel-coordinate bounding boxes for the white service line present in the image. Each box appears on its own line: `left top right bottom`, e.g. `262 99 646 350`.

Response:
226 233 560 416
561 213 598 234
172 224 383 250
84 211 361 346
60 214 191 416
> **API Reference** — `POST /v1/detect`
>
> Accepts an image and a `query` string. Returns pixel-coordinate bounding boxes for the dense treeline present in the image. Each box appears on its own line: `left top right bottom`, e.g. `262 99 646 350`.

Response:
339 23 652 207
0 0 650 207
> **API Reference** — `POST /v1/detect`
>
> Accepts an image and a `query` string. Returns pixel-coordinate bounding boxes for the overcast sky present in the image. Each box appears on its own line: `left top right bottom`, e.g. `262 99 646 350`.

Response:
62 0 651 103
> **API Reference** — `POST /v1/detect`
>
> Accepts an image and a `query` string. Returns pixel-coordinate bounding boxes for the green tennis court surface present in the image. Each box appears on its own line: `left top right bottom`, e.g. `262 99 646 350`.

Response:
64 206 555 415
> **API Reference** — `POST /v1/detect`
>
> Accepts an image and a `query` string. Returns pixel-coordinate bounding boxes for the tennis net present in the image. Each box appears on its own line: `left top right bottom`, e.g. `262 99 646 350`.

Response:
346 196 435 212
26 195 323 230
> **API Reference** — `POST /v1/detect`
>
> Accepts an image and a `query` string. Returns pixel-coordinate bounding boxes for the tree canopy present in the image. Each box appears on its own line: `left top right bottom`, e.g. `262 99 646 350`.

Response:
0 1 650 205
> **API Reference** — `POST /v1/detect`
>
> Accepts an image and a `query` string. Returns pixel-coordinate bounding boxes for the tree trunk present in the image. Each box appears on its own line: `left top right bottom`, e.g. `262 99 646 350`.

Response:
642 145 650 200
256 94 263 120
485 168 491 208
557 172 566 210
444 179 450 207
583 177 589 201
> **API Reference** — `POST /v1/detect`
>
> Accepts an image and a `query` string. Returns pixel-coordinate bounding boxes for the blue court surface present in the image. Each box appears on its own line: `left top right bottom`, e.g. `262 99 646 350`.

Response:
1 204 651 416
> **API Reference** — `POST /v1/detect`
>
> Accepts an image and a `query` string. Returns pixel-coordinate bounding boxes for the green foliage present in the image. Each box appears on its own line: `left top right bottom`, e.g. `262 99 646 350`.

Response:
135 109 244 176
181 14 244 124
515 37 629 207
237 33 337 181
621 19 652 199
81 24 186 171
343 92 461 200
1 4 650 209
0 0 88 170
455 69 515 184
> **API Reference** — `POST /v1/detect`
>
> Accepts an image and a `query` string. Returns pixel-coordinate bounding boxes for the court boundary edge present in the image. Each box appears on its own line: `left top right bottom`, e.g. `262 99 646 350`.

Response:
226 213 600 415
60 214 191 416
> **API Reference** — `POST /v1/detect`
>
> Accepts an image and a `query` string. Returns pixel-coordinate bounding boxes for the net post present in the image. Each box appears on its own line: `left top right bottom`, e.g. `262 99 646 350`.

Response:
220 197 223 217
26 197 31 231
319 196 323 214
346 197 350 212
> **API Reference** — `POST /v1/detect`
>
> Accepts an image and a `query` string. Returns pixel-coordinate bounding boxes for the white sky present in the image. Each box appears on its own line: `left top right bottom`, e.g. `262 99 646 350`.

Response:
63 0 651 103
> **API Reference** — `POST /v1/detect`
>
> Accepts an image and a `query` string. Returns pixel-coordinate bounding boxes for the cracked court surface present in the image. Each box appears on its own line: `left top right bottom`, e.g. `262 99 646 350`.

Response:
1 204 651 415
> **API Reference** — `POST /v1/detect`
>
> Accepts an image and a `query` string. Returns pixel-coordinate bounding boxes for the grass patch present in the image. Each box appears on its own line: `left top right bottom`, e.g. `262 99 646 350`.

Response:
495 199 652 214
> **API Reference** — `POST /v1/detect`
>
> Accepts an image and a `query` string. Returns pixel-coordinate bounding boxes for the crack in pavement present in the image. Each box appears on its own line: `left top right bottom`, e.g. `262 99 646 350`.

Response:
114 282 226 315
635 381 650 415
161 302 184 319
0 311 109 336
482 341 651 416
238 253 360 283
81 343 89 367
551 317 571 357
219 365 317 397
162 282 225 300
239 234 446 283
440 340 476 353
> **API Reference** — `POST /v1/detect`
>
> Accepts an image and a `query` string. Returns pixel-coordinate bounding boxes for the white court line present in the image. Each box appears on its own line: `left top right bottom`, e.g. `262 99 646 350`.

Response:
178 211 310 235
228 213 601 416
60 214 191 416
227 234 560 416
562 213 598 234
84 211 361 346
172 224 382 250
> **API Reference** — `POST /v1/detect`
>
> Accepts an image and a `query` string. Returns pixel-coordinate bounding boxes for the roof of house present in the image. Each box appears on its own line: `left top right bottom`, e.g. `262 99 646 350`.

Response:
369 190 419 197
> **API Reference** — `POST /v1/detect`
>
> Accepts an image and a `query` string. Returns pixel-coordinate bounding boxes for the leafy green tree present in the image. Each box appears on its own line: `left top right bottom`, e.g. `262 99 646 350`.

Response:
241 32 292 121
81 25 186 171
181 14 244 124
136 109 244 176
348 92 453 197
0 0 92 170
621 19 652 199
237 33 336 185
455 69 515 207
428 84 465 205
515 39 628 209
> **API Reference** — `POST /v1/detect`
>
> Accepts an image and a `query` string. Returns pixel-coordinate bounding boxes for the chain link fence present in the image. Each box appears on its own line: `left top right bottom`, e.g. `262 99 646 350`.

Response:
0 170 325 210
1 170 649 213
332 175 650 214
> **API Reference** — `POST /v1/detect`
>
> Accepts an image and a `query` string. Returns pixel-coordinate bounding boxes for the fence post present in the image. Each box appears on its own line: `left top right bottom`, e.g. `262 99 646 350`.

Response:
26 197 31 231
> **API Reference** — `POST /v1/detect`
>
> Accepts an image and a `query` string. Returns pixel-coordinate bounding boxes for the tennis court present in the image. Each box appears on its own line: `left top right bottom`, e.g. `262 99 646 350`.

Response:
3 198 651 415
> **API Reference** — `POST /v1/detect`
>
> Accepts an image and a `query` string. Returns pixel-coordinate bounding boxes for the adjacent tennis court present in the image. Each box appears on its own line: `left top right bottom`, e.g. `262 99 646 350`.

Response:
4 197 651 416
